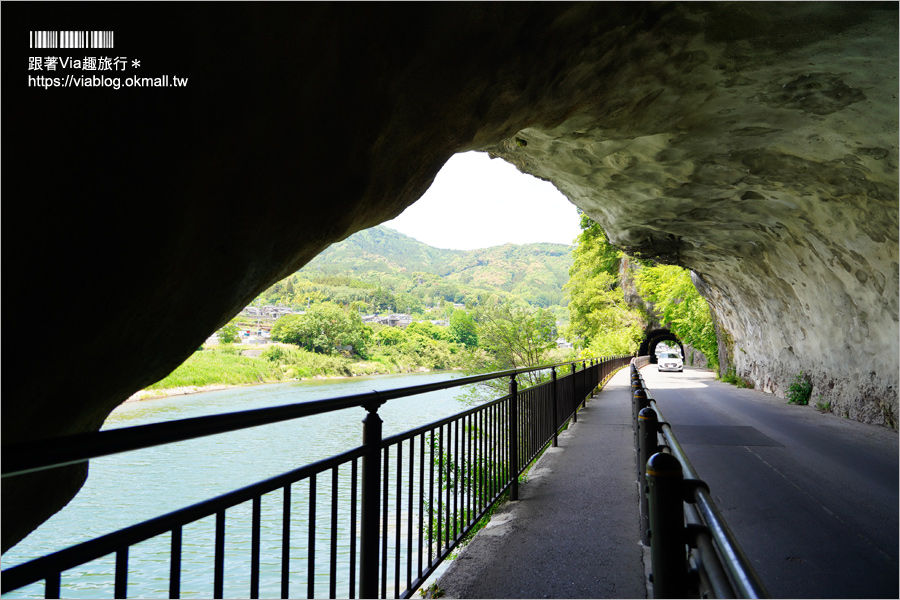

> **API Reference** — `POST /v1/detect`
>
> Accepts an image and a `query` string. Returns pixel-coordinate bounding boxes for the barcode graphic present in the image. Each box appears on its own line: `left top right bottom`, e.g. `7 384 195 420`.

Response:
30 31 114 49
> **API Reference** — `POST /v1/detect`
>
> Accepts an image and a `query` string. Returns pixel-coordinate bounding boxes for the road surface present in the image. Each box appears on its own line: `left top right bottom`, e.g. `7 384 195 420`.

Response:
641 366 898 599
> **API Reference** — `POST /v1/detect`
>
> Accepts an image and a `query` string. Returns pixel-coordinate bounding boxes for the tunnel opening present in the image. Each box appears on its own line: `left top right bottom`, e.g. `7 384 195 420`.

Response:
5 0 897 560
639 329 684 365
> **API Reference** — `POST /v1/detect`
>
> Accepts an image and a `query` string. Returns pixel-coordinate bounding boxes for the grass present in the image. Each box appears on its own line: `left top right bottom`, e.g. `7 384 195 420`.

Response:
146 347 283 389
262 344 355 379
720 367 753 388
260 344 421 379
143 342 454 394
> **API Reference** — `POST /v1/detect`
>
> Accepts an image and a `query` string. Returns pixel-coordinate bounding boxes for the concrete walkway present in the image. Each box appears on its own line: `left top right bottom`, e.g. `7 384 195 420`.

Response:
435 368 647 599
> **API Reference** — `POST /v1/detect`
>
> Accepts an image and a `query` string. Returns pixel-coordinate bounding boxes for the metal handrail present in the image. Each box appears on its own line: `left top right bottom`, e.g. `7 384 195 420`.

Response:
3 355 631 598
631 359 768 599
652 398 769 599
1 446 365 593
2 357 598 478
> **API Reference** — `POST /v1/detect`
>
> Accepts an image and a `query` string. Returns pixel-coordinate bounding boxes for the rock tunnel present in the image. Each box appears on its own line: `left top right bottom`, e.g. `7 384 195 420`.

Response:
639 329 685 364
4 2 897 552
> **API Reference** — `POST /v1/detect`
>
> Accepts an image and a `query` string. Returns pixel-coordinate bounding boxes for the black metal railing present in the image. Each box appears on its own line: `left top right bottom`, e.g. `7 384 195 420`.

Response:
630 360 769 599
2 355 630 599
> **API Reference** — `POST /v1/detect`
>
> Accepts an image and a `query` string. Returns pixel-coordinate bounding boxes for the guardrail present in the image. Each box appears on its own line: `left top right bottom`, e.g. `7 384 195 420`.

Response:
2 355 631 599
630 360 769 599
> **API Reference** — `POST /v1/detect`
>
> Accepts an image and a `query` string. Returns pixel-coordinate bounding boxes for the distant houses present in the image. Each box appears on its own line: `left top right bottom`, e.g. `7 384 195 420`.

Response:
240 305 298 320
363 313 414 328
241 305 450 330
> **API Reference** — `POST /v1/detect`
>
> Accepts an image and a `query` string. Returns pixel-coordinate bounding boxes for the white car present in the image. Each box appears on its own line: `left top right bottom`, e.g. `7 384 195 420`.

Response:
658 352 683 372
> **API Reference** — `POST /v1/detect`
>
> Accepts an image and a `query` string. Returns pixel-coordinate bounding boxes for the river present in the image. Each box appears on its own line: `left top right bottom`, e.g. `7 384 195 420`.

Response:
2 371 474 599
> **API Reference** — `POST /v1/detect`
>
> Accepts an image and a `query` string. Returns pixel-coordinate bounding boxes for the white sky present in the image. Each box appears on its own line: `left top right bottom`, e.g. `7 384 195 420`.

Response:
383 151 581 250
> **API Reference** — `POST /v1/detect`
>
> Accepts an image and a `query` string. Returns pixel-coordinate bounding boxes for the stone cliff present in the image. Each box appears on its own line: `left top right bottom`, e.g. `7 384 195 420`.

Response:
484 3 898 426
4 2 896 551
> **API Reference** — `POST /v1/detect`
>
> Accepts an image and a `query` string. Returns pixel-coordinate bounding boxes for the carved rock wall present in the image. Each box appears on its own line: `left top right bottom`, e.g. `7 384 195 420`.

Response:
485 2 899 426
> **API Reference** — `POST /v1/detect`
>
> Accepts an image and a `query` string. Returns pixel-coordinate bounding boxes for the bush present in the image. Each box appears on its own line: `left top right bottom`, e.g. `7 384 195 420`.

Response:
786 371 813 405
259 343 298 362
217 321 241 344
721 368 752 389
271 303 372 357
216 344 244 356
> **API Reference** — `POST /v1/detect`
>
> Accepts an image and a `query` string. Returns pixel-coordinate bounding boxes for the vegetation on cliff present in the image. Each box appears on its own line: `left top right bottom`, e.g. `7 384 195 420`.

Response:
564 212 719 369
564 213 647 356
633 265 719 371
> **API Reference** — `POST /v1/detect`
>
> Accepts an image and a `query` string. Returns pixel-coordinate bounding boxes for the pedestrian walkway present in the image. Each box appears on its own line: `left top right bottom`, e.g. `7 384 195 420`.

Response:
435 367 647 599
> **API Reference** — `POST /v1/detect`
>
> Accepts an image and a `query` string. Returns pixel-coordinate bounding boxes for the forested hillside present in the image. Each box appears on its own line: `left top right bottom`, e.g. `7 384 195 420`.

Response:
254 226 573 312
161 219 718 393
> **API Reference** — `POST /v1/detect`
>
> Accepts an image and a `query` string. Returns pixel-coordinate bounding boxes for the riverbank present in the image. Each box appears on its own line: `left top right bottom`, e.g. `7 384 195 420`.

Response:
126 372 439 403
126 382 264 403
127 344 452 403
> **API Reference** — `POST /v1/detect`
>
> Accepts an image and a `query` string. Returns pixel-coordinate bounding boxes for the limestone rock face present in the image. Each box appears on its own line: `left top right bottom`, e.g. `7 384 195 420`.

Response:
484 3 899 426
4 2 896 551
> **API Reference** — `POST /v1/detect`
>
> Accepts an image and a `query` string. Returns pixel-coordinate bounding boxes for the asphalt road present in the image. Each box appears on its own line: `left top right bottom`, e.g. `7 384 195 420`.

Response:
640 366 899 599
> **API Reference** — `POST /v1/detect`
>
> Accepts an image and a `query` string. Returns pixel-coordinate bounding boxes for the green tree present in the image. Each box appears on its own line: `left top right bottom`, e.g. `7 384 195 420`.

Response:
473 298 557 386
400 324 459 370
395 292 424 315
271 303 373 358
634 265 719 370
406 321 453 343
374 326 406 347
217 320 240 344
371 287 396 312
565 214 645 355
349 300 369 313
450 310 479 348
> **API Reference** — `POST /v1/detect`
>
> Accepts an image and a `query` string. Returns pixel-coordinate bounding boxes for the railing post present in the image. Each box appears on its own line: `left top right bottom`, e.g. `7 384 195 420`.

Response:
360 401 383 599
581 361 588 407
631 372 644 399
632 388 649 477
632 387 647 432
551 367 559 448
509 374 519 501
638 407 660 546
646 452 688 598
571 363 578 423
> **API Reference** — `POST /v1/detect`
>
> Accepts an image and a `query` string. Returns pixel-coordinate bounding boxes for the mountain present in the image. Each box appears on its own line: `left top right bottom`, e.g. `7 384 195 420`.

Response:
300 226 465 275
298 226 573 307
